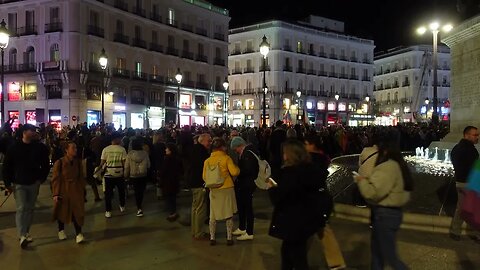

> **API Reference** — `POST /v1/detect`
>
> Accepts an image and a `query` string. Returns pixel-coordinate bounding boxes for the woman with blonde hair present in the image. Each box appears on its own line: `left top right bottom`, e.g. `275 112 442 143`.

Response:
268 139 326 270
203 137 240 246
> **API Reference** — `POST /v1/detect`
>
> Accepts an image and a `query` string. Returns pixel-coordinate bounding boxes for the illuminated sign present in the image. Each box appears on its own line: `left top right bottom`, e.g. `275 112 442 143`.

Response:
8 82 21 101
338 102 347 112
317 101 326 110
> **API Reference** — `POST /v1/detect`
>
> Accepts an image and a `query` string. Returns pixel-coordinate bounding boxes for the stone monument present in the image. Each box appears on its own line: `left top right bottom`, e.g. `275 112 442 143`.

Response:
431 14 480 151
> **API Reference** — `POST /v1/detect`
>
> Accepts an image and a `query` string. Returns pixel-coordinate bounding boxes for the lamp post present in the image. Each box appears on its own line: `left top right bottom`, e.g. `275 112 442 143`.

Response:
259 35 270 128
417 22 453 124
424 97 430 119
296 90 301 124
98 48 108 124
175 68 183 127
335 92 340 124
222 77 229 127
0 20 10 125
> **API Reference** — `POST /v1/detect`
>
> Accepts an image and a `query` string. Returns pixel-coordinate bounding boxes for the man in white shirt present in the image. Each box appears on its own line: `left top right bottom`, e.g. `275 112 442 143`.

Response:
100 132 127 218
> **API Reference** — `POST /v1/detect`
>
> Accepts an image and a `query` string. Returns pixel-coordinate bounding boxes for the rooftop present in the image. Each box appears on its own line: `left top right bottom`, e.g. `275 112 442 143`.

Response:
183 0 229 16
374 45 450 60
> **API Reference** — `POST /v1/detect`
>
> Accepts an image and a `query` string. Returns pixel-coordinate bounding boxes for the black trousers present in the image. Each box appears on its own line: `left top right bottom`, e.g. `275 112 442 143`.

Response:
281 239 309 270
104 177 126 211
236 187 254 235
164 194 177 215
58 215 81 235
132 177 147 209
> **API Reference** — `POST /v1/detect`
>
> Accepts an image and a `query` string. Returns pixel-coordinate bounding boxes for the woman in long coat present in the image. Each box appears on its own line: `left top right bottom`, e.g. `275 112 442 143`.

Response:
51 141 87 244
159 143 183 221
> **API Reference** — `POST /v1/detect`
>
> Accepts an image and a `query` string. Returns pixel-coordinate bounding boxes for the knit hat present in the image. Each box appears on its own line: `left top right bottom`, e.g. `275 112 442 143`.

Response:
230 136 246 149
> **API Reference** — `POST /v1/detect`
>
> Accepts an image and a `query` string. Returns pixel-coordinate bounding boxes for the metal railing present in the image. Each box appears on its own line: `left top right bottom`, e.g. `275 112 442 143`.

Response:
45 22 62 33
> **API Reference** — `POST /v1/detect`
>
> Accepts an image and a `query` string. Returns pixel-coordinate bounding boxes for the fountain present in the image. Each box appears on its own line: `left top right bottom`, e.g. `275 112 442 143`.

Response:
424 148 429 160
432 147 439 162
444 149 451 164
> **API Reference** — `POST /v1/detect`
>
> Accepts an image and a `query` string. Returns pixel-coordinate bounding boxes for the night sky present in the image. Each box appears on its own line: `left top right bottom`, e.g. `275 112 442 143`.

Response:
209 0 472 52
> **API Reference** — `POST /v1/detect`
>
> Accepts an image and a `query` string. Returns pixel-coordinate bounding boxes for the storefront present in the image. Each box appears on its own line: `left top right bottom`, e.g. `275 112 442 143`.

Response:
348 114 375 126
148 106 165 129
131 113 145 129
232 114 244 127
25 110 37 125
87 110 100 126
49 109 62 131
112 112 126 130
8 111 20 129
245 114 254 126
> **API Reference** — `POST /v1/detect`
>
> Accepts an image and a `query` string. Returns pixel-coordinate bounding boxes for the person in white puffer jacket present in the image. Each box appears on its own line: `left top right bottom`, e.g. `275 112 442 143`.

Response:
125 138 150 217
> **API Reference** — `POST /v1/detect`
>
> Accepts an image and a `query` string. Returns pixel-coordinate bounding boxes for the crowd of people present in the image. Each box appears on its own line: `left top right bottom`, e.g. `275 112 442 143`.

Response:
0 118 452 269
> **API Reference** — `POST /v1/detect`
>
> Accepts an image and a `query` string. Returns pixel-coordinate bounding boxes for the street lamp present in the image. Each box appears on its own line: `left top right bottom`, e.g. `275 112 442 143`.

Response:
334 93 340 101
365 95 370 102
98 48 108 124
175 68 183 127
417 21 453 124
424 97 430 119
223 77 229 126
259 35 270 128
0 20 10 125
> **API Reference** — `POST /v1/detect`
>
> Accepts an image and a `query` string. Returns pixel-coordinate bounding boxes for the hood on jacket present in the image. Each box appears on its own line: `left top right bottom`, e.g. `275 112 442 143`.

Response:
129 150 148 163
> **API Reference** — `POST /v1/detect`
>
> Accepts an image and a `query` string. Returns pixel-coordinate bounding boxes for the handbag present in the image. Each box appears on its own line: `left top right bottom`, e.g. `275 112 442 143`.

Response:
460 190 480 230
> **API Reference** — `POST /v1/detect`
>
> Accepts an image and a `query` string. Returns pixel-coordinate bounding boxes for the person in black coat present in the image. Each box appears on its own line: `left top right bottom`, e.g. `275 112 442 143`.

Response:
268 139 324 270
269 120 286 179
159 143 183 222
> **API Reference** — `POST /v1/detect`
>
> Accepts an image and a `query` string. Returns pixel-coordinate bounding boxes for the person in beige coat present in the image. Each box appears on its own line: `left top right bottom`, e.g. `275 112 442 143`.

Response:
51 141 87 244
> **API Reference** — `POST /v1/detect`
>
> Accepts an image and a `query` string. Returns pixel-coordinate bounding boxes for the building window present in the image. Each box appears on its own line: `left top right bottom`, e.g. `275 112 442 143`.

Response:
25 46 35 65
152 31 158 43
135 26 141 39
297 41 303 53
116 20 124 33
24 82 37 100
135 62 142 76
116 57 126 70
50 44 59 62
50 7 59 23
168 35 175 48
7 13 17 34
168 8 175 25
26 10 35 28
48 83 62 99
9 48 17 67
89 11 99 26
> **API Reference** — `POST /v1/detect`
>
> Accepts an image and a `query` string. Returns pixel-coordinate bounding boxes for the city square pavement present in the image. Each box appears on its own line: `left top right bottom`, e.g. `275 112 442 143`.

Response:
0 183 479 270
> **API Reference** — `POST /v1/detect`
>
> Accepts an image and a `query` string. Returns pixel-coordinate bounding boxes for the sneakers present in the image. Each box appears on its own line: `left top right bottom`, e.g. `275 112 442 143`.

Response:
19 236 29 249
136 210 144 217
58 230 67 240
76 234 85 244
25 233 33 242
119 206 125 213
105 211 112 218
232 229 247 236
236 233 254 241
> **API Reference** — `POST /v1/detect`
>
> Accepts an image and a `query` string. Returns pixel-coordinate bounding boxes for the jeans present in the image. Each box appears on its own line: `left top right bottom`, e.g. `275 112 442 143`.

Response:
132 177 147 210
14 182 41 237
191 188 207 238
450 182 480 237
371 207 407 270
281 239 309 270
104 177 126 212
236 187 254 235
165 194 177 215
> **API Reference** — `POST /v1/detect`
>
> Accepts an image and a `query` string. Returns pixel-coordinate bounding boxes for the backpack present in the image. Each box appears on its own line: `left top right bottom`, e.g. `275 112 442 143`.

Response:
204 161 224 188
248 150 272 190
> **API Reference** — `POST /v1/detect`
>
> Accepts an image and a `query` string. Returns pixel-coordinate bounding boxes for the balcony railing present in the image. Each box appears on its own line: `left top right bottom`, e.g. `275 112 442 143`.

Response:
166 19 178 28
183 80 195 88
339 55 348 61
132 38 147 49
243 67 254 73
214 58 225 66
297 49 306 54
363 59 372 64
149 74 164 83
196 81 210 90
308 50 316 56
196 27 207 36
181 23 193 33
5 63 36 73
350 75 359 80
166 47 179 56
230 49 241 55
113 33 129 44
114 0 128 11
113 96 127 104
296 67 306 74
86 91 101 101
363 76 371 81
131 97 145 105
259 65 270 72
231 68 242 75
318 52 327 58
339 74 349 79
112 68 130 78
18 25 37 36
214 32 225 41
132 71 147 80
181 51 194 60
244 88 255 95
196 54 208 63
243 48 255 54
150 13 162 23
87 25 104 37
318 71 328 77
350 56 358 62
132 6 146 17
329 72 338 78
402 81 410 87
231 89 242 95
45 22 62 33
149 43 163 53
284 88 294 94
329 54 338 59
283 45 292 52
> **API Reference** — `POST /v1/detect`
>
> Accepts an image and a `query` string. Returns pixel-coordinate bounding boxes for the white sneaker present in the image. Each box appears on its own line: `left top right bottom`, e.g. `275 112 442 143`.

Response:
19 236 29 249
136 210 144 217
105 211 112 218
232 229 247 236
76 233 85 244
119 206 125 213
58 230 67 240
25 233 33 242
236 233 254 241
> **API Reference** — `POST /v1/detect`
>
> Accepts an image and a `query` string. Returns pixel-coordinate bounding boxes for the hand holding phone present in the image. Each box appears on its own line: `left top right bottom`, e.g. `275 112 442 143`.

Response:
352 171 360 177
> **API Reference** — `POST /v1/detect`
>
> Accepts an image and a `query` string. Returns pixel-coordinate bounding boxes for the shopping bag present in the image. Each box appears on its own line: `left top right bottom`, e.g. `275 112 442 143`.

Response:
466 160 480 193
460 190 480 230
